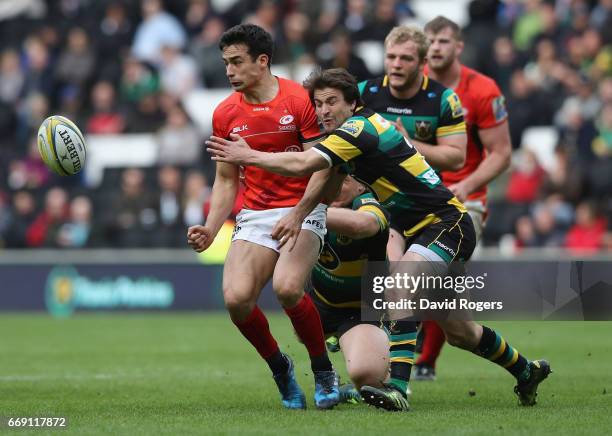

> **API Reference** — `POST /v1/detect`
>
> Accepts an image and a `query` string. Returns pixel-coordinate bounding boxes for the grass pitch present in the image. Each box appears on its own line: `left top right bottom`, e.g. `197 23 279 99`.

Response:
1 313 611 435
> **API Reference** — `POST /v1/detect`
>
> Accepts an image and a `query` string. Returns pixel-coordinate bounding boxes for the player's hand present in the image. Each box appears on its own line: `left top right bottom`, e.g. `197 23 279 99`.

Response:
448 182 469 203
187 225 215 252
271 212 302 251
390 117 409 139
206 134 253 165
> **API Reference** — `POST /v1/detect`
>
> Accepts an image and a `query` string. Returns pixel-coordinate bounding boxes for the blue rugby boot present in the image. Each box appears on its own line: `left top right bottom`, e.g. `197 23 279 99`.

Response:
273 354 306 409
313 369 340 409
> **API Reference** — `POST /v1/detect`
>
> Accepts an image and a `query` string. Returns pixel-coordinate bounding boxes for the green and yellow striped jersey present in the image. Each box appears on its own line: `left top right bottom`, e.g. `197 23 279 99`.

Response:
311 192 389 308
313 107 466 238
358 75 465 144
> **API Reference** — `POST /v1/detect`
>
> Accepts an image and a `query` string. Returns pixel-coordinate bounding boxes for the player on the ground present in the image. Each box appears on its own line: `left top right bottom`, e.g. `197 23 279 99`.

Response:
187 24 339 410
206 68 551 409
412 16 513 382
310 175 415 412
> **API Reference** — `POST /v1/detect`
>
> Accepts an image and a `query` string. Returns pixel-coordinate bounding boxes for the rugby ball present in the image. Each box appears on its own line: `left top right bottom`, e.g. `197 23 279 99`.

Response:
37 115 87 176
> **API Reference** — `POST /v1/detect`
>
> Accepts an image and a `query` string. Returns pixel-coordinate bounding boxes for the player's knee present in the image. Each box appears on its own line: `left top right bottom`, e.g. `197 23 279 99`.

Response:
445 330 466 348
445 327 478 350
273 277 304 306
223 285 255 315
347 363 382 389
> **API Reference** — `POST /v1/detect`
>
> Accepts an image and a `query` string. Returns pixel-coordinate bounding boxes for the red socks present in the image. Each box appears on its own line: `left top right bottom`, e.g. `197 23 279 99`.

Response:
284 294 326 358
416 321 446 368
233 306 279 359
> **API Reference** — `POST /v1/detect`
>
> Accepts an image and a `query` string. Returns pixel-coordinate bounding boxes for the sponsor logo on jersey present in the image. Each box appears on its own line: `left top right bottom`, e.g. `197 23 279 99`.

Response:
338 119 365 137
386 107 412 115
318 244 340 269
414 120 433 140
492 95 508 122
417 168 441 187
359 197 378 205
375 114 390 128
253 106 270 111
285 145 301 152
427 92 437 98
232 124 248 133
279 115 294 124
279 125 296 131
433 240 456 256
369 86 379 93
447 93 463 118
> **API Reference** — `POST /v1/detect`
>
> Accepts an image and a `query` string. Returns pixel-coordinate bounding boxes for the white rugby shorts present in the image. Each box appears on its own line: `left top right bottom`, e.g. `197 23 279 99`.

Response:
232 203 327 252
463 199 486 243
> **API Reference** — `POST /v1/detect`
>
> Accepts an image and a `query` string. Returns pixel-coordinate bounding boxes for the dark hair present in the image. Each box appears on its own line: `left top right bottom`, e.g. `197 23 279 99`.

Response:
218 24 273 67
303 68 363 107
424 16 463 41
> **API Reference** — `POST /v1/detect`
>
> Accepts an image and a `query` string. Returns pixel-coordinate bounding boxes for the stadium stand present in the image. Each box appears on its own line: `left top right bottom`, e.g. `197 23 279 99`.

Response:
1 0 612 254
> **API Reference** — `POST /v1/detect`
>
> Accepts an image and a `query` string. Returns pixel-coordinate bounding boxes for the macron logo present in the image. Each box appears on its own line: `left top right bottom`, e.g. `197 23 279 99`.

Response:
433 240 456 256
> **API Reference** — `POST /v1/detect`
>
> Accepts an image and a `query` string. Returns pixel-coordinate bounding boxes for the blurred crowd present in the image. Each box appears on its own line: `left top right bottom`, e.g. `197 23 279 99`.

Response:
0 0 612 253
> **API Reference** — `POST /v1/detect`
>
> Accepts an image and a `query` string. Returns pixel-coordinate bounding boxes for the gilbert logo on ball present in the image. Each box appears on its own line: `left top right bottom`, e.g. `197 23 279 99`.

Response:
37 115 87 176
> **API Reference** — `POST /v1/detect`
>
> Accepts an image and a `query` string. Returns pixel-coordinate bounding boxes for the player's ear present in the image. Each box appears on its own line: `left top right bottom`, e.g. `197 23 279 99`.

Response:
456 40 464 57
258 54 270 68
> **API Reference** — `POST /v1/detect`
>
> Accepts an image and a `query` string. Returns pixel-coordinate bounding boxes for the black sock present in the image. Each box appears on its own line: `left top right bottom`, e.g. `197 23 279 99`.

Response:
310 352 333 373
267 351 290 376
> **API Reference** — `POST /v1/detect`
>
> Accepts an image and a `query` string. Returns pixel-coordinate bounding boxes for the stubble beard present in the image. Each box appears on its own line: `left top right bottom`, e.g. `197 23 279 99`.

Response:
390 67 421 93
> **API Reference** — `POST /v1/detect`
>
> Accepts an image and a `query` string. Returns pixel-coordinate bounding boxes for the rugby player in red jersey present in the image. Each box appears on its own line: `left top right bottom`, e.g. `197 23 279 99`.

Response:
413 15 513 382
187 24 339 410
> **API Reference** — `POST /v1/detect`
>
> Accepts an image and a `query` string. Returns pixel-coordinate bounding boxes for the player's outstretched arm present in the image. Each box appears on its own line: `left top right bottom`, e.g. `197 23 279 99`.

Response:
447 121 511 202
206 134 330 176
187 161 239 252
326 207 382 239
272 167 344 250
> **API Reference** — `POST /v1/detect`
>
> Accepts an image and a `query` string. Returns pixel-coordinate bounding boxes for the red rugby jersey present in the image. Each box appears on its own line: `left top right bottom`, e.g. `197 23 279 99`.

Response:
212 77 322 210
426 65 508 203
